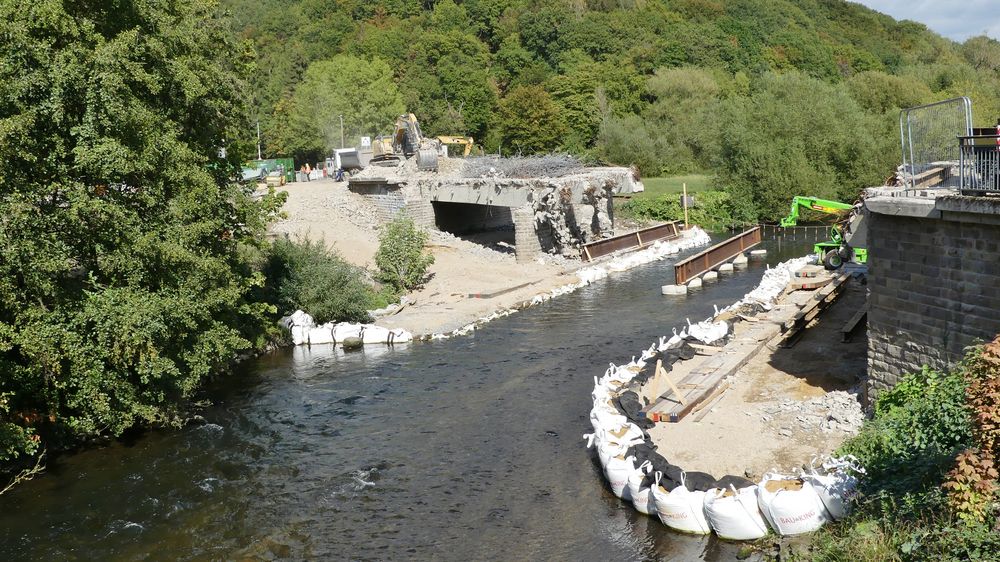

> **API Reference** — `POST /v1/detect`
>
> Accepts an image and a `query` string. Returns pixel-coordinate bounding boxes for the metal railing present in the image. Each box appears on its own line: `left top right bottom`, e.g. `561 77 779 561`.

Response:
959 134 1000 194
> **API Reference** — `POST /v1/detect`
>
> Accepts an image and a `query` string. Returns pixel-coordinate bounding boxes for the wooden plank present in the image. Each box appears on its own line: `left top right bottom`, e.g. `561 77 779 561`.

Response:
693 383 731 422
841 301 869 342
659 361 688 407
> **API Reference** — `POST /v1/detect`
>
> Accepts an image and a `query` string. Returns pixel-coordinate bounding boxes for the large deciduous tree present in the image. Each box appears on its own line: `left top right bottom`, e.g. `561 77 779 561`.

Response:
495 85 567 154
0 0 282 463
269 54 404 160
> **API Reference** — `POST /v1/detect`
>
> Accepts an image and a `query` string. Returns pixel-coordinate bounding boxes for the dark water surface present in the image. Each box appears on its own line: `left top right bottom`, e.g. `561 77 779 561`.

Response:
1 233 817 561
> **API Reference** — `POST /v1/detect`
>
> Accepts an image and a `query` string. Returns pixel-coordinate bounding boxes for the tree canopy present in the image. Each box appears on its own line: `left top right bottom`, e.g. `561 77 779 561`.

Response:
225 0 1000 220
0 0 283 463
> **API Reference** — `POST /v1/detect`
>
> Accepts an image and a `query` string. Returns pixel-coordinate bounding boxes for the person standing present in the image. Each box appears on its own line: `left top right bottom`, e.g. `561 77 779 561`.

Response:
304 162 312 182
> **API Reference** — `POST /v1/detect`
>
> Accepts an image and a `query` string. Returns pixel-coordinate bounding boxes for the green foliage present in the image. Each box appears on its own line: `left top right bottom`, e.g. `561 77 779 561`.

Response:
841 367 971 495
713 71 894 222
0 0 284 463
495 85 567 154
620 190 735 231
270 55 404 161
258 238 375 324
374 216 434 294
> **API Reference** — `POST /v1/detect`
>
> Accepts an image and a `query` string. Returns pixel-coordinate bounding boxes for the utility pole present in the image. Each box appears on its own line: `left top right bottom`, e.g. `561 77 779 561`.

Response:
339 115 345 149
256 120 262 160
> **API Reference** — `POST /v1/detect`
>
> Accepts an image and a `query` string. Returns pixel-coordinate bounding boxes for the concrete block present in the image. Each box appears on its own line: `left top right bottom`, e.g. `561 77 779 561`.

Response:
749 249 767 258
703 271 719 282
733 254 749 267
661 284 687 296
687 278 703 288
718 263 734 273
866 196 942 218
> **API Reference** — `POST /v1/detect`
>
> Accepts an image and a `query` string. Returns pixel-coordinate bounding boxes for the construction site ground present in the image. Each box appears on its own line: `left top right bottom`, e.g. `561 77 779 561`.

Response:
647 282 868 478
269 178 584 336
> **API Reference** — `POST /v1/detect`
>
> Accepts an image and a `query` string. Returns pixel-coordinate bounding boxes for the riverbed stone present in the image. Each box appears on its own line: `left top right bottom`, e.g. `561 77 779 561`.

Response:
342 336 363 350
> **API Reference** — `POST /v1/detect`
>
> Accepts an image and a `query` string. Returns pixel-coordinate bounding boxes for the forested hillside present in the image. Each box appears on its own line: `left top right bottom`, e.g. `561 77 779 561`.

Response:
224 0 1000 219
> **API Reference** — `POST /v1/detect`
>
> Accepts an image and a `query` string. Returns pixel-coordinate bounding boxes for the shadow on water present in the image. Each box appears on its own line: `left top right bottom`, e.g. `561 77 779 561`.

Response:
0 232 816 561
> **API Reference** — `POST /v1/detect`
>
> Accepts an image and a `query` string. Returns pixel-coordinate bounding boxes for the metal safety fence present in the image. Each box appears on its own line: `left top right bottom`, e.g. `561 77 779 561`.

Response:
959 133 1000 194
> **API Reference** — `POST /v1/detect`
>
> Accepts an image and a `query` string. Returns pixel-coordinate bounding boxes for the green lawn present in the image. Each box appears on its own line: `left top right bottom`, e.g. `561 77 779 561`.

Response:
636 174 713 198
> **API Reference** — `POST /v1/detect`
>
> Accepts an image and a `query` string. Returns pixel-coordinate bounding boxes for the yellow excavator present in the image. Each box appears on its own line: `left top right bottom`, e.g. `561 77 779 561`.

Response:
371 113 474 169
435 135 475 157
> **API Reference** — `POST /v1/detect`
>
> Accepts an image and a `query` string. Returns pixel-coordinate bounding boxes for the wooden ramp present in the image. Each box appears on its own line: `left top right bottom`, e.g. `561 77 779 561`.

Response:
641 271 853 423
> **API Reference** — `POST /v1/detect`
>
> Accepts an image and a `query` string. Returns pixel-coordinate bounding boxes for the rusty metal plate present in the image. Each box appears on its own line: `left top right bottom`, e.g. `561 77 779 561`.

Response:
673 227 761 284
581 221 681 262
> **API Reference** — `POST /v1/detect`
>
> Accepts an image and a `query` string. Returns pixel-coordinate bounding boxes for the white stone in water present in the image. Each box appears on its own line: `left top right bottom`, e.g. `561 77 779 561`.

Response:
703 271 719 282
687 278 703 288
661 284 687 296
719 263 735 273
733 254 749 266
749 249 767 257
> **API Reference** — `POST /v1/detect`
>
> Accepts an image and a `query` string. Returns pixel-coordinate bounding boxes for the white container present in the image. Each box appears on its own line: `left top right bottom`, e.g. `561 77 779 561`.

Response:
651 472 711 535
628 461 656 515
604 455 636 500
757 474 828 535
704 485 769 541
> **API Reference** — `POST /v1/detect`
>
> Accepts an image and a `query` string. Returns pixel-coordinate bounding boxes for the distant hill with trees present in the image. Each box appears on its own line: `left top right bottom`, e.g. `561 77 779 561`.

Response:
224 0 1000 220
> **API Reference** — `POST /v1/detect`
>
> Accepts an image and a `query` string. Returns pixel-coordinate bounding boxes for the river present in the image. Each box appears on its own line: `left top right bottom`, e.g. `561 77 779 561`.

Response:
0 232 817 561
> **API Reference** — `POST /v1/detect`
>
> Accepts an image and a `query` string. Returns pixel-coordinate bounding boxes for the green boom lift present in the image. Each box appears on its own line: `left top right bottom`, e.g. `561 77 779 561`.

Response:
779 196 868 270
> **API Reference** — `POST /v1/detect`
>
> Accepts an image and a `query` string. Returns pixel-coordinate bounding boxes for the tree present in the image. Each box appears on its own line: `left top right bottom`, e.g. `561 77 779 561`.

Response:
271 55 404 160
495 85 567 154
0 0 283 463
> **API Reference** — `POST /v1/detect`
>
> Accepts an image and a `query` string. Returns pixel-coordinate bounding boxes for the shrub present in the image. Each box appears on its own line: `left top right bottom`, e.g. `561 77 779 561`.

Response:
375 216 435 294
620 190 737 231
259 237 375 324
841 366 971 495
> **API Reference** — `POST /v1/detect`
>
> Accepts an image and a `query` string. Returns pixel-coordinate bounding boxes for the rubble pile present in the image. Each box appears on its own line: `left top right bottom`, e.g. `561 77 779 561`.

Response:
752 388 865 435
462 154 586 179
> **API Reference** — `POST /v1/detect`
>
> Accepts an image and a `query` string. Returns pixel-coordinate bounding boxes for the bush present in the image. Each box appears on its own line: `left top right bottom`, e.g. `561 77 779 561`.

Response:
259 238 375 324
375 216 435 294
841 367 971 496
620 190 737 231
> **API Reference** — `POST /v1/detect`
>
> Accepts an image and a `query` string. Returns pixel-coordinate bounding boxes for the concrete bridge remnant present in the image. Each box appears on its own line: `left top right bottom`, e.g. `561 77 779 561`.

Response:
348 156 643 262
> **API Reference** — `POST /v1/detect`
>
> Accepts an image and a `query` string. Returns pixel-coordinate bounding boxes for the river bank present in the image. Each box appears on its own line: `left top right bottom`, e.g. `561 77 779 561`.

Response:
271 177 708 337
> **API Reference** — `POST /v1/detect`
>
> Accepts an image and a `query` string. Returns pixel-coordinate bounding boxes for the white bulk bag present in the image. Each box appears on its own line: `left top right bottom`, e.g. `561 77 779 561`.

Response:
593 429 644 468
628 460 656 515
651 472 711 535
332 322 363 342
804 457 864 521
387 328 412 343
360 325 391 344
604 455 636 500
757 474 828 535
291 325 309 346
686 319 729 345
704 485 769 541
307 324 335 345
590 407 627 433
290 309 314 328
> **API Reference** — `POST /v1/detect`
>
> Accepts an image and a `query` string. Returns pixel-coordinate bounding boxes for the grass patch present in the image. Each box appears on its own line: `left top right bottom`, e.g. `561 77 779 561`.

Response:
635 174 713 198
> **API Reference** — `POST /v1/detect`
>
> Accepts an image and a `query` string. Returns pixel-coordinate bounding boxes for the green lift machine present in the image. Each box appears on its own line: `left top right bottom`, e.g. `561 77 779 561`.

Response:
779 196 868 270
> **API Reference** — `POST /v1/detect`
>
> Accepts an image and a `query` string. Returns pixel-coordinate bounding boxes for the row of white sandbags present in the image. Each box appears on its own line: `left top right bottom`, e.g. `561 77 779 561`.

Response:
585 255 865 539
283 310 412 346
598 446 862 539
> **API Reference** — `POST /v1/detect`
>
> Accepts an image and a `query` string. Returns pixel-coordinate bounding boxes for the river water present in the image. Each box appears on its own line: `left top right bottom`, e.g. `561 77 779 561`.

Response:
1 232 816 561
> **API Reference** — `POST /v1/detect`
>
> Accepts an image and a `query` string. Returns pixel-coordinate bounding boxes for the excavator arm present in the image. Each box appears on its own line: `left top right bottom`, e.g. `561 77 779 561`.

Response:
779 196 854 228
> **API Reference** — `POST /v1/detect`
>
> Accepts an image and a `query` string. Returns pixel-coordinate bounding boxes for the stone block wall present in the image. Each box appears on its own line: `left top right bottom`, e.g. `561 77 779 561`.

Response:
867 207 1000 402
348 182 407 222
512 206 554 263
